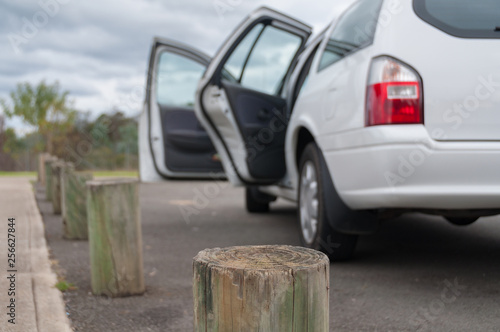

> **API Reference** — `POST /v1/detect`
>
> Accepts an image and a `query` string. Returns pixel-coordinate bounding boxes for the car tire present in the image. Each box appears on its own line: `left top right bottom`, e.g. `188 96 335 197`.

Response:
445 217 479 226
246 187 275 213
298 142 358 261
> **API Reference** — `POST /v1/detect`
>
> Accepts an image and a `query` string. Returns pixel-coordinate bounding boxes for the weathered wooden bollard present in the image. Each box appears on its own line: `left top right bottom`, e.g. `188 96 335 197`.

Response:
60 164 74 225
193 245 330 332
38 153 50 184
44 156 57 201
51 161 65 215
62 170 93 240
87 179 144 297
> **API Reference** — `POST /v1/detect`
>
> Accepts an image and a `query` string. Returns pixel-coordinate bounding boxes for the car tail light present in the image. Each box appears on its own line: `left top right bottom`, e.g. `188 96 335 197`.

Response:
366 57 423 126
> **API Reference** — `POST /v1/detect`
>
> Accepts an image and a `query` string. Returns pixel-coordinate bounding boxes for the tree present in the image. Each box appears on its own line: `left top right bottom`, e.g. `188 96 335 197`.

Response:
116 122 138 170
116 122 138 155
60 110 139 170
0 81 76 154
2 128 25 155
0 116 17 170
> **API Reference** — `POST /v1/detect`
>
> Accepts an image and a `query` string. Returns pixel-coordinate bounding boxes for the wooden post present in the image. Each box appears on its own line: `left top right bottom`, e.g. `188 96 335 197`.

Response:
87 179 144 297
193 245 330 332
38 153 49 184
44 156 56 201
51 161 65 215
60 164 74 225
62 170 93 240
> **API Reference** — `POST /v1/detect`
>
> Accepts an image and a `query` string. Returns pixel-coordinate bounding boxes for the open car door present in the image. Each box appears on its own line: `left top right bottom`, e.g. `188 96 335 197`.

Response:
139 38 224 181
195 7 312 186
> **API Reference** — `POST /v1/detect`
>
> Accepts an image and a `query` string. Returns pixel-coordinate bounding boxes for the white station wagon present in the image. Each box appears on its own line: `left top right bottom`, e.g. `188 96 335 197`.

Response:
140 0 500 260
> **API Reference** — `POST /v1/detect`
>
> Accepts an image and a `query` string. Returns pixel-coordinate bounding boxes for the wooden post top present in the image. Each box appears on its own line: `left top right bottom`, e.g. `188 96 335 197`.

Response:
194 245 329 272
86 178 138 187
52 160 73 168
51 160 65 169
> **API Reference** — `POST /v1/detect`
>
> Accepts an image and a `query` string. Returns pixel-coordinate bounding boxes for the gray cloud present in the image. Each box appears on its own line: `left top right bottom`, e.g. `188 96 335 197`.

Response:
0 0 354 131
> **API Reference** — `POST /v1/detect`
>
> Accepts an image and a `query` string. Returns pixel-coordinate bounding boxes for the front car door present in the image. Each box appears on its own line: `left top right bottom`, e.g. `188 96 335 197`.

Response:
195 7 312 186
139 38 224 181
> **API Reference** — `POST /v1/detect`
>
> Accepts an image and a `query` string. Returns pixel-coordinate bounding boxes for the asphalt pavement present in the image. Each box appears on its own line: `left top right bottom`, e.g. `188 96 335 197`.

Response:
36 180 500 331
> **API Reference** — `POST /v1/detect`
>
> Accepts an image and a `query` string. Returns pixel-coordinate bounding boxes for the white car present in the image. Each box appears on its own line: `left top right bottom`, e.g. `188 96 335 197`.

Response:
141 0 500 260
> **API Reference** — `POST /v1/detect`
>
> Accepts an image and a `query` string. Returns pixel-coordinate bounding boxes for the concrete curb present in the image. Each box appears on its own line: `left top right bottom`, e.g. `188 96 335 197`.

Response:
0 178 72 332
28 183 73 332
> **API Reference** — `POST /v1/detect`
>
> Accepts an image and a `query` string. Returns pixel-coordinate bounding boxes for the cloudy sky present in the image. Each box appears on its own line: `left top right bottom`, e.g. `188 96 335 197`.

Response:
0 0 353 134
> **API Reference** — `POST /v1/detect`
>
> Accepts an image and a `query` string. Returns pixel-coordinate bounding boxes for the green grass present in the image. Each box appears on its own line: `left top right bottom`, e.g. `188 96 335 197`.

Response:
55 280 77 292
0 172 36 177
0 171 138 178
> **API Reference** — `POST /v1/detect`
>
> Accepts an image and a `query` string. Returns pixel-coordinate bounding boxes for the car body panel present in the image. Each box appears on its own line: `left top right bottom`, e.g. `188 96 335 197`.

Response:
373 0 500 141
282 14 376 200
253 0 500 214
290 0 500 211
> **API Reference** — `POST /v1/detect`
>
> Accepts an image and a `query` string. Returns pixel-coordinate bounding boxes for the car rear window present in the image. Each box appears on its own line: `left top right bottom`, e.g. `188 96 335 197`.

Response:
414 0 500 38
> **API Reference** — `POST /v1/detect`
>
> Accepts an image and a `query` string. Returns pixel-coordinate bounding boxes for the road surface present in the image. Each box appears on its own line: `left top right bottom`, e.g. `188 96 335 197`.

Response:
37 181 500 331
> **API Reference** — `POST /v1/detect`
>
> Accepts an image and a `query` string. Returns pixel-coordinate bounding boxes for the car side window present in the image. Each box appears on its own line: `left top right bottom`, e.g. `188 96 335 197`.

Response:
223 24 303 96
318 0 384 71
223 24 264 82
156 52 206 107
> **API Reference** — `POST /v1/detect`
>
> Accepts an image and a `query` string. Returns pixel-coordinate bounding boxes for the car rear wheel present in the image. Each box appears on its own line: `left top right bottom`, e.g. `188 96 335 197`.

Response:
298 143 358 261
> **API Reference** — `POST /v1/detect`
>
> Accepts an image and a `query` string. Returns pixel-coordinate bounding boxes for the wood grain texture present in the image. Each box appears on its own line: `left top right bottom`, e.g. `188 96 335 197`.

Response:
62 169 91 240
193 245 330 332
38 153 50 184
51 161 63 214
60 164 73 227
87 178 145 297
44 157 56 201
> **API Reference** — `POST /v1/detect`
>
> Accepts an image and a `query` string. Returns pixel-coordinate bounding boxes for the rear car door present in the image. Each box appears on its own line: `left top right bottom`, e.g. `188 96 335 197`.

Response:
139 38 224 181
195 7 312 186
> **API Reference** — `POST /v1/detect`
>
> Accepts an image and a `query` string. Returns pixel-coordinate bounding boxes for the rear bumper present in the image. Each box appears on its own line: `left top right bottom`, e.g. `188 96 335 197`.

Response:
321 126 500 211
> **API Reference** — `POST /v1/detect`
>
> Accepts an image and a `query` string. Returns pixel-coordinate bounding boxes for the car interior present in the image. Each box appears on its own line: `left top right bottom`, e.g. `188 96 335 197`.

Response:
152 48 223 175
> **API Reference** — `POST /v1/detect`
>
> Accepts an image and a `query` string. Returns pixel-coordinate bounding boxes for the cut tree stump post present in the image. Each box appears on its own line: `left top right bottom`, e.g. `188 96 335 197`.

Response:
62 170 93 240
44 156 57 202
51 161 66 215
38 153 50 184
193 245 330 332
87 178 144 297
60 163 74 225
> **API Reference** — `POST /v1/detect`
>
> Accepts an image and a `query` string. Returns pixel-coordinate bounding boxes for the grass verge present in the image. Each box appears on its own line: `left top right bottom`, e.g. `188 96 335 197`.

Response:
0 171 138 178
0 172 37 177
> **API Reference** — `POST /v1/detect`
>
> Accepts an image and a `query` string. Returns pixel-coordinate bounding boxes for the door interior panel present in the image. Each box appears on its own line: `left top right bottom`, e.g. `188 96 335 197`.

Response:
222 81 288 181
159 104 223 173
197 9 312 184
